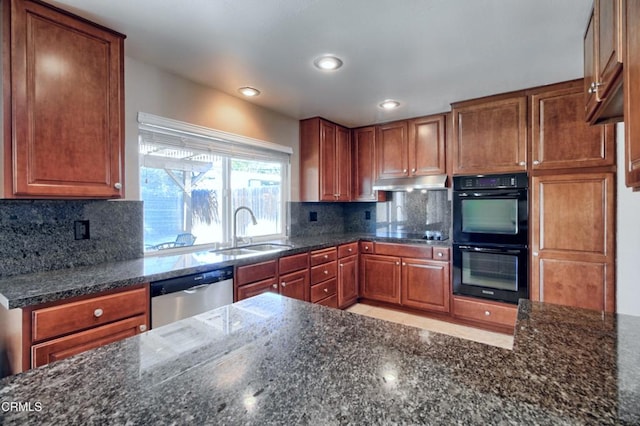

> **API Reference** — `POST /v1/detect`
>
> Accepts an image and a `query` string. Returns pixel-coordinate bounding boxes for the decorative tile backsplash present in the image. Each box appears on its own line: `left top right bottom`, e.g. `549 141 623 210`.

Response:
0 200 143 279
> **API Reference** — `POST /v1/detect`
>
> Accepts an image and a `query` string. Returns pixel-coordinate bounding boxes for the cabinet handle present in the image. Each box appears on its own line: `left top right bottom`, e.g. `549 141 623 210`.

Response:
588 81 602 94
518 161 526 166
281 282 287 287
114 182 122 190
324 288 329 293
272 283 278 289
139 324 147 332
93 308 104 318
484 310 491 316
533 160 540 165
533 252 539 257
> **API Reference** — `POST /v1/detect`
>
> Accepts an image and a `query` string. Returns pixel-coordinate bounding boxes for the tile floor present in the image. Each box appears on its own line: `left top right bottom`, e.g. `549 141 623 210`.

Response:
346 303 514 350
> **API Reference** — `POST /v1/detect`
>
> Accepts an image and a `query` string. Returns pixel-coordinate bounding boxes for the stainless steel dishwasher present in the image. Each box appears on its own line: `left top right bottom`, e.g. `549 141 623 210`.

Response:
150 266 234 329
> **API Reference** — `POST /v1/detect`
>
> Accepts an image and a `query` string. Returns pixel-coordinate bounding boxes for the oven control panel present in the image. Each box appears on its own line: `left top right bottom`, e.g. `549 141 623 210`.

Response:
453 173 528 190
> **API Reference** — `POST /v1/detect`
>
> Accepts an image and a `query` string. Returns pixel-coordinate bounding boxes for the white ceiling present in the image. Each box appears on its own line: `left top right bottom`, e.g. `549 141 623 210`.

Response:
51 0 592 128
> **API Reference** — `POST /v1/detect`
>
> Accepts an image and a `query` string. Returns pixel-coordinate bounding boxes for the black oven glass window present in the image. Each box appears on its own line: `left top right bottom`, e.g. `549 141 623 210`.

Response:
462 251 518 292
461 199 518 234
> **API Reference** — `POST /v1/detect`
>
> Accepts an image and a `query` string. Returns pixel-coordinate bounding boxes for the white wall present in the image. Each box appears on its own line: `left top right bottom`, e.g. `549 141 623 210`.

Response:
616 122 640 316
123 57 300 201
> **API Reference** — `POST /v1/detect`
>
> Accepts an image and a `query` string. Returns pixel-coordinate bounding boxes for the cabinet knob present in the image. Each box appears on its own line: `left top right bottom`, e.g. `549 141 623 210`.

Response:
93 308 104 318
324 254 328 259
403 169 408 173
114 182 122 190
339 264 343 267
324 270 329 275
396 261 400 266
364 246 370 251
139 324 147 332
533 160 540 165
533 252 539 257
281 282 287 287
348 248 352 252
402 262 406 266
484 310 491 316
411 168 416 173
518 161 526 166
437 252 443 257
272 283 278 289
323 288 329 293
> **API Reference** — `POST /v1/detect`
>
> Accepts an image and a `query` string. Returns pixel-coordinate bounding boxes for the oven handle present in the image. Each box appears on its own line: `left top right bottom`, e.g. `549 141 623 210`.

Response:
456 191 521 198
458 245 523 255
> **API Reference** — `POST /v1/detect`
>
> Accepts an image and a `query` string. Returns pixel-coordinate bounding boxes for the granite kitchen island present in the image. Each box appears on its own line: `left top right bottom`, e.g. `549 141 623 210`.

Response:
0 294 638 425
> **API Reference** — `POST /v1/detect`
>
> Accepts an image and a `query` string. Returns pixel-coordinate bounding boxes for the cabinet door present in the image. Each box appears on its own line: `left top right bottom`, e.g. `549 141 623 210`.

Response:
452 96 527 174
353 127 381 201
408 115 446 176
584 10 599 120
319 120 337 201
31 315 146 368
337 254 358 309
279 269 309 302
336 126 351 201
531 173 615 312
377 121 409 179
8 0 124 198
237 278 279 301
596 0 624 102
360 254 401 304
530 83 615 171
401 259 450 313
624 0 640 189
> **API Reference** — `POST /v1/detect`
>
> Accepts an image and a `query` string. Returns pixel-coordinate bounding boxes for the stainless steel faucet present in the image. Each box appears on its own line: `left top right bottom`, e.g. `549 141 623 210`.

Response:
233 206 258 247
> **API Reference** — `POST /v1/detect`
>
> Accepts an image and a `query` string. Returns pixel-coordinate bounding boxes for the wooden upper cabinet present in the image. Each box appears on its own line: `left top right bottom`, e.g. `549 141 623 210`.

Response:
624 0 640 189
530 173 615 312
584 0 624 124
300 117 350 202
4 0 125 198
530 81 615 171
451 94 527 175
377 121 409 179
408 114 447 176
352 126 384 201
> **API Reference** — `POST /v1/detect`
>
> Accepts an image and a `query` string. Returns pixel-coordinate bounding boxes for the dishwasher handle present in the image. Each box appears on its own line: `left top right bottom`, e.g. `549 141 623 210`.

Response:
183 284 211 294
150 266 234 297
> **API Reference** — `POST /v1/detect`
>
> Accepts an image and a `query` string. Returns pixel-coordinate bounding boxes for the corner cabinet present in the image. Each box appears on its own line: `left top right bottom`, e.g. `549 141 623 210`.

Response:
300 117 351 202
3 0 126 198
451 94 527 175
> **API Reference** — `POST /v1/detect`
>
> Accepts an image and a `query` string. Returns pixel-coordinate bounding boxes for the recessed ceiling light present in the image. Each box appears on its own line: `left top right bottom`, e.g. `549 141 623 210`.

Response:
313 55 343 71
379 99 400 110
238 86 261 97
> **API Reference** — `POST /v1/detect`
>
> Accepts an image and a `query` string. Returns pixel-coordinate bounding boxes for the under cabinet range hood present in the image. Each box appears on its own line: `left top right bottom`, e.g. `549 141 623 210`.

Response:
372 175 448 191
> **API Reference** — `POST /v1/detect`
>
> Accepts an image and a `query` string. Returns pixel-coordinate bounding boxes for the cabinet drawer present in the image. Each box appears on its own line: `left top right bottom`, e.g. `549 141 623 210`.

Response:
452 297 517 328
31 315 146 368
236 278 278 301
310 261 337 285
311 278 337 303
315 294 338 308
32 287 148 342
236 260 277 286
360 241 374 254
279 253 309 275
432 247 450 261
310 247 337 266
375 242 432 259
338 242 358 258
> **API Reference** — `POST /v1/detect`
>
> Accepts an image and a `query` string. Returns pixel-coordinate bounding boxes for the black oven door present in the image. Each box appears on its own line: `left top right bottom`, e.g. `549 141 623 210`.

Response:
453 189 528 246
452 244 528 304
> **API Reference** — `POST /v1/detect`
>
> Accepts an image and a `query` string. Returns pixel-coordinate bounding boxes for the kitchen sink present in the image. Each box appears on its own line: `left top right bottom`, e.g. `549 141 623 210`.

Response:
211 243 293 256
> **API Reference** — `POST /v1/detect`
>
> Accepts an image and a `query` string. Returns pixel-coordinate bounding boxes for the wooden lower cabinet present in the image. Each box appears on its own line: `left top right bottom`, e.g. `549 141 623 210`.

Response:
235 260 278 301
451 296 517 330
337 254 358 309
530 173 615 312
31 315 145 368
279 269 309 301
236 277 279 300
22 284 149 371
401 258 450 313
360 254 401 304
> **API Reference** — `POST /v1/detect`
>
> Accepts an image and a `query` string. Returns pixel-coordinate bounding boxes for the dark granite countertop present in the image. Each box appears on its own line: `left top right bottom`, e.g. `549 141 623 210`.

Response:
0 295 637 425
0 233 450 309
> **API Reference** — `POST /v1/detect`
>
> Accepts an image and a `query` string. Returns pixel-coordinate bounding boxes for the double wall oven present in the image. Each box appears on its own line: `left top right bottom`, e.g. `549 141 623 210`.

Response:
452 173 528 304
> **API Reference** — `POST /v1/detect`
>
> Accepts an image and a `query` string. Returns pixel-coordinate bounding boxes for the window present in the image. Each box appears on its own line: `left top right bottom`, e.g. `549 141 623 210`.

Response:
138 113 291 253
